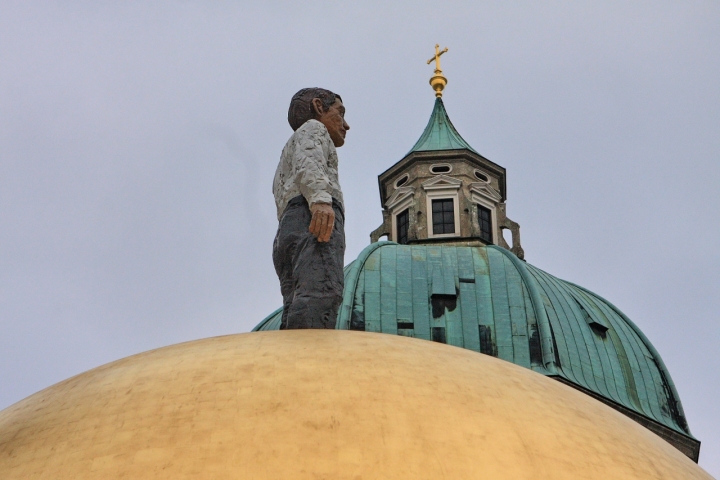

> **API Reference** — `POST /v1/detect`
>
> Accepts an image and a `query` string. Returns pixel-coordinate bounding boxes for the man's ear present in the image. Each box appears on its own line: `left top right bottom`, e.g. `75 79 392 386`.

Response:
311 98 325 118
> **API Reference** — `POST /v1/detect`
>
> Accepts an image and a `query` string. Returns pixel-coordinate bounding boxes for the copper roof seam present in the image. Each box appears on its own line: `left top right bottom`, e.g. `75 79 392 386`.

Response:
487 245 558 375
336 241 394 329
539 268 615 400
564 287 627 407
563 281 692 437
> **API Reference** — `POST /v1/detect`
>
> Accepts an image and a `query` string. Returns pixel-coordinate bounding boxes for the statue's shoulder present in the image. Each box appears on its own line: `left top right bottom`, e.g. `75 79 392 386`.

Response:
294 119 329 141
284 120 332 161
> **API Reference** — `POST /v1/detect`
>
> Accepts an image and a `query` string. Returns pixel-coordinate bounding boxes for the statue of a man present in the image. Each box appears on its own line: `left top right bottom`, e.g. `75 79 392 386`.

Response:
272 88 350 329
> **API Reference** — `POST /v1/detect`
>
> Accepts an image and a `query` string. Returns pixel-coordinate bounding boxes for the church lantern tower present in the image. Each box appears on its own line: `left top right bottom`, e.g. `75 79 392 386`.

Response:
370 46 524 259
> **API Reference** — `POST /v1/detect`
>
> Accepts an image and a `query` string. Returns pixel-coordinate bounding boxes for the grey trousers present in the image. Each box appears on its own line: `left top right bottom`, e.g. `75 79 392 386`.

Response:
272 196 345 329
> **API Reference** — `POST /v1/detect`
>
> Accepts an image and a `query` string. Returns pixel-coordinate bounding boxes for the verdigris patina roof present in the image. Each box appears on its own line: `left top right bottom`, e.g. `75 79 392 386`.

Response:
253 242 698 459
408 98 478 154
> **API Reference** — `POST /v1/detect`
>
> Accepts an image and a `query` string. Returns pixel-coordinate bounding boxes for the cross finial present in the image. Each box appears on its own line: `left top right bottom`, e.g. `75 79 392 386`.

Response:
427 44 449 73
426 44 449 98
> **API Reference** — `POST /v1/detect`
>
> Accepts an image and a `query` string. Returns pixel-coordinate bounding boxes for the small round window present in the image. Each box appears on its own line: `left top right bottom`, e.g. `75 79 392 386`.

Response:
474 170 489 182
430 164 452 174
394 174 409 188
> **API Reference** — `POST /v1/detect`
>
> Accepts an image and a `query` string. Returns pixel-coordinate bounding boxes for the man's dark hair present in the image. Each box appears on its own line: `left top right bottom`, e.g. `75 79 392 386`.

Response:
288 88 342 131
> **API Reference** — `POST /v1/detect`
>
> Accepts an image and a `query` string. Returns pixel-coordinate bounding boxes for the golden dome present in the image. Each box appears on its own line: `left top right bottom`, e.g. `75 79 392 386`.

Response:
0 331 710 479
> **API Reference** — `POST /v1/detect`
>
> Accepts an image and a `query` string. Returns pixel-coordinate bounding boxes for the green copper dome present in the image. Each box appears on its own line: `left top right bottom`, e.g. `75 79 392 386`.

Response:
408 98 478 154
253 242 698 459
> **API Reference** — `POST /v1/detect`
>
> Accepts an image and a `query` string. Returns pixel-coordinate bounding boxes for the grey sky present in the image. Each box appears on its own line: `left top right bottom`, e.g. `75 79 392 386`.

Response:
1 1 718 474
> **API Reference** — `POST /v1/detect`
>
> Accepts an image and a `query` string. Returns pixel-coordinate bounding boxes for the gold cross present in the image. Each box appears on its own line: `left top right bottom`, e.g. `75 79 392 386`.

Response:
427 44 449 73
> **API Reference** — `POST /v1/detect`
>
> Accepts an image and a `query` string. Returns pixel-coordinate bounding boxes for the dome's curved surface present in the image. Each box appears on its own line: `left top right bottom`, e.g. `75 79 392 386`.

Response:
254 242 698 459
0 331 710 479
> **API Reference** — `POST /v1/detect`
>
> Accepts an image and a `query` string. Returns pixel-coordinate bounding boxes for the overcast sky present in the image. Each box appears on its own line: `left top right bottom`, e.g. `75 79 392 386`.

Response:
1 1 718 475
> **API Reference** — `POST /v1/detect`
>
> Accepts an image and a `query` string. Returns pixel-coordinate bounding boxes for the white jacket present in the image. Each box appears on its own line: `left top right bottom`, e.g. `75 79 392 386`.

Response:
273 119 344 220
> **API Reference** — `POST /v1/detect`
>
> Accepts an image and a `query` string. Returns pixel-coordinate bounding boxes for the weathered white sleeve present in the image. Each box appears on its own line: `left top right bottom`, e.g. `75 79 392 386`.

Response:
292 125 334 206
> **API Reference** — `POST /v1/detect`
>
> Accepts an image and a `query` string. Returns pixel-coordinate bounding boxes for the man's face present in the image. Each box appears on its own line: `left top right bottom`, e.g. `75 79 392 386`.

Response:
314 98 349 147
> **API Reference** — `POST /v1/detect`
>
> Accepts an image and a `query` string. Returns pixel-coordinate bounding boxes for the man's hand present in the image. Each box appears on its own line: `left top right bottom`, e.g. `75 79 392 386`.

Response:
309 202 335 242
